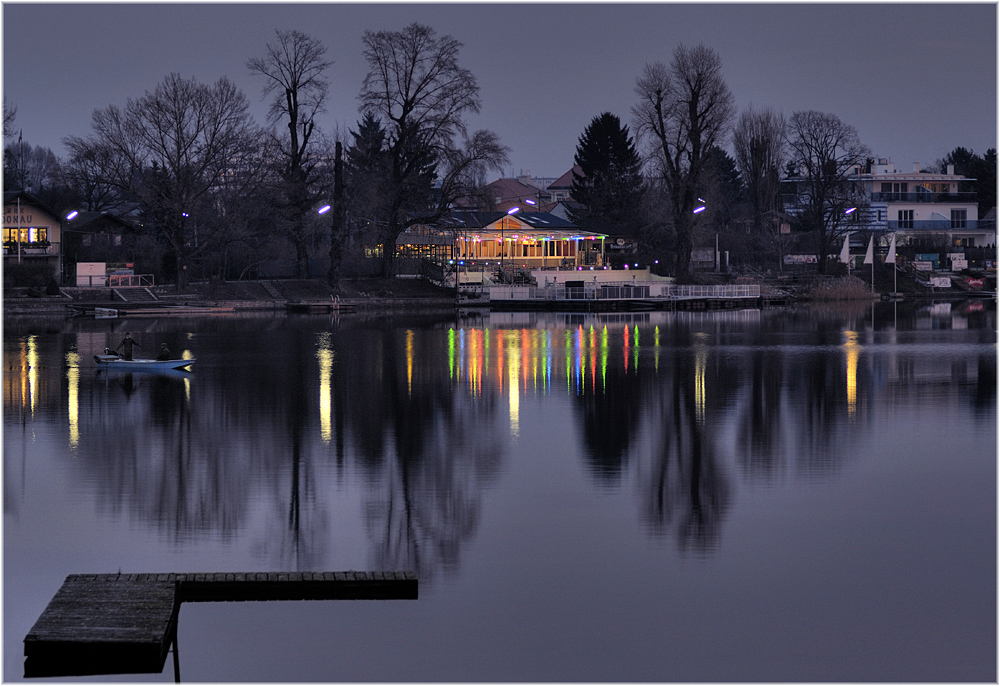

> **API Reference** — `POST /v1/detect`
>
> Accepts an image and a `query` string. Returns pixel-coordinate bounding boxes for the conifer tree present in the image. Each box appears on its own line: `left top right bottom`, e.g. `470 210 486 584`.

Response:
568 112 645 238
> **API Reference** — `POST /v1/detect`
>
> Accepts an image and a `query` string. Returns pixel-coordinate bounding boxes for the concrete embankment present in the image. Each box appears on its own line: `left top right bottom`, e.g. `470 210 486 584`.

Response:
3 295 459 317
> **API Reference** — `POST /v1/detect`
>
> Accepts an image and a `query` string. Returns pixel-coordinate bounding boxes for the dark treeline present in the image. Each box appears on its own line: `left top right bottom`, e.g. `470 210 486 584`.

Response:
3 33 995 287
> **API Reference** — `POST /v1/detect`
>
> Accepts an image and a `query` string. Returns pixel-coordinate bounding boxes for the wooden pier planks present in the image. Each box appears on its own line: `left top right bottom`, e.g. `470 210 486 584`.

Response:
24 571 417 678
177 570 418 602
24 574 179 677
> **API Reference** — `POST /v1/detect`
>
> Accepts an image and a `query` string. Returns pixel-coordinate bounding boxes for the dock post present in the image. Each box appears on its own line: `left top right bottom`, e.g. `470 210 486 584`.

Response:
172 633 180 683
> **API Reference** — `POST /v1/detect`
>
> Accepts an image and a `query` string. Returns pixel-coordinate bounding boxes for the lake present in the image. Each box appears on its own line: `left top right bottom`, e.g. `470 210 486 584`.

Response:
3 300 996 682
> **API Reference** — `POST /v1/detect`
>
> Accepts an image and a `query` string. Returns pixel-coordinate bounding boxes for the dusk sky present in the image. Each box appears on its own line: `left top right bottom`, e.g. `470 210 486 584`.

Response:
3 3 996 180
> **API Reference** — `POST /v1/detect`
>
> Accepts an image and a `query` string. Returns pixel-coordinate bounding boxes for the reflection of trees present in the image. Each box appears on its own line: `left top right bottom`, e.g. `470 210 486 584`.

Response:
251 330 329 570
75 370 251 543
735 351 786 480
973 353 996 413
332 324 502 579
9 307 993 572
638 343 732 554
576 359 647 482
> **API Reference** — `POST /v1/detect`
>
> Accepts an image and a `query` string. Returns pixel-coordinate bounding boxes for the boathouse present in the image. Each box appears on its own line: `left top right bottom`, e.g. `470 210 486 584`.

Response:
3 191 62 283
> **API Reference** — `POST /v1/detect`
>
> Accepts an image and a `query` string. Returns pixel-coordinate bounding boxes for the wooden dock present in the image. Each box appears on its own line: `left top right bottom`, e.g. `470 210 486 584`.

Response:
24 571 417 678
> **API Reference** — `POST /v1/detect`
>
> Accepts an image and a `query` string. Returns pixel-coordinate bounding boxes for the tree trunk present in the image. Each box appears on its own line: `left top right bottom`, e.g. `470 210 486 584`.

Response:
328 142 344 289
176 253 188 290
174 217 188 291
295 235 310 279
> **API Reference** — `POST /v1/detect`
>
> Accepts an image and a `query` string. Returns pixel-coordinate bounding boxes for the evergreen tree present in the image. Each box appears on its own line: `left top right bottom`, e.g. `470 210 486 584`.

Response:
938 146 997 217
568 112 645 238
701 146 745 232
345 112 393 247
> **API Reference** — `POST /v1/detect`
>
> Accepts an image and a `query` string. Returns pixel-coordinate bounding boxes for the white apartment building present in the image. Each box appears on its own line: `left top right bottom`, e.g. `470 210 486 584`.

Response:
783 159 994 252
861 159 991 248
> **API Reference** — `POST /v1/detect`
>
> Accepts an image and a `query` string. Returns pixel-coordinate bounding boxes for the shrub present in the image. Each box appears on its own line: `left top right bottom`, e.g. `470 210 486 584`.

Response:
803 275 873 300
3 262 52 289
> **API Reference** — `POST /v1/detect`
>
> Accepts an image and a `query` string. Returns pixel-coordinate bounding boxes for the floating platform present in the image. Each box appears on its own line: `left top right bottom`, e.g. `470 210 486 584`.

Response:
24 571 417 678
69 305 236 318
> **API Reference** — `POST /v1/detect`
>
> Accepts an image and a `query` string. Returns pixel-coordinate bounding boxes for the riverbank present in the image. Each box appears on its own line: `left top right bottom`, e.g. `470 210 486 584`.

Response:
3 278 459 315
3 274 992 316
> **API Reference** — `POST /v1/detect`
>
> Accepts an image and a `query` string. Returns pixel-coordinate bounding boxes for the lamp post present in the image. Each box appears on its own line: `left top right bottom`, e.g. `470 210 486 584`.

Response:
842 207 857 276
62 211 79 285
693 198 711 270
504 206 519 276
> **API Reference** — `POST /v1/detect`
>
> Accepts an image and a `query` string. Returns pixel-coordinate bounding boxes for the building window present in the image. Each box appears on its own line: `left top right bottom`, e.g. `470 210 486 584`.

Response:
898 210 914 229
950 209 967 229
922 182 949 193
882 182 907 199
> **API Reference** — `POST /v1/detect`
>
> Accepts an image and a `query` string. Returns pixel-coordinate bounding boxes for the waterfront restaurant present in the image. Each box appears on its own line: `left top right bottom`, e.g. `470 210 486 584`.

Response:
400 210 606 269
3 191 62 281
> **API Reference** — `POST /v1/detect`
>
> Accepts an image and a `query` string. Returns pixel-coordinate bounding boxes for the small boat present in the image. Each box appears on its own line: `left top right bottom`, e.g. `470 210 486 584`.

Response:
94 348 195 371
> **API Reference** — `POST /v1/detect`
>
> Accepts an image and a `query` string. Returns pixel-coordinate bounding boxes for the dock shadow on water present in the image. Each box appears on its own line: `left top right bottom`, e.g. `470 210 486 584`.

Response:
4 301 996 681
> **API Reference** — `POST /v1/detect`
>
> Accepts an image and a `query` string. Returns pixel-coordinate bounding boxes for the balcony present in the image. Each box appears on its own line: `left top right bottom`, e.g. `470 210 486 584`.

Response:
870 192 977 204
885 219 993 232
3 241 55 256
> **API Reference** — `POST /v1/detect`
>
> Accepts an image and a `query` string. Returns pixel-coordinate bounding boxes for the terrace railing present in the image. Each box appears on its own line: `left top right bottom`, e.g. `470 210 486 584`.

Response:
490 282 760 303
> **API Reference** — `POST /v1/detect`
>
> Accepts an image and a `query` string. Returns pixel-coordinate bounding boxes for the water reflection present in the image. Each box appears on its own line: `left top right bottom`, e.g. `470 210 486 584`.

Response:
3 303 995 577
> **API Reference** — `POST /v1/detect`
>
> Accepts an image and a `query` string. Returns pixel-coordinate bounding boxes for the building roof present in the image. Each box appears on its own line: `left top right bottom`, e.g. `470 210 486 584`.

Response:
442 210 581 230
3 191 60 220
548 165 583 190
454 177 546 212
412 209 604 242
66 211 137 233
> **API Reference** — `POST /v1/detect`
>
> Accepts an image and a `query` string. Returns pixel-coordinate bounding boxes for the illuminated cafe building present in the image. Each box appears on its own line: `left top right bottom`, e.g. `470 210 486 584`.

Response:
3 191 62 281
398 210 607 269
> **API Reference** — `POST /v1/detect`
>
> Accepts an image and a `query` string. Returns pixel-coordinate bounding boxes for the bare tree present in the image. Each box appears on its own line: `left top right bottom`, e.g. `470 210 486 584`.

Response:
785 110 870 273
732 105 787 269
248 29 332 278
359 22 508 277
203 132 275 282
632 44 735 278
60 138 129 213
3 139 60 195
79 72 262 290
3 97 16 139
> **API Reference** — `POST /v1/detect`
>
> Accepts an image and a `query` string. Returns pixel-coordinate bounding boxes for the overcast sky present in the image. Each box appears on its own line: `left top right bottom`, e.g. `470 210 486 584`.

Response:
2 2 996 180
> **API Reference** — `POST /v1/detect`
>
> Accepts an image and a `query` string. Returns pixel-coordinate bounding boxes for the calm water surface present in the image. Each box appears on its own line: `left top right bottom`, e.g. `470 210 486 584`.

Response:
4 301 996 681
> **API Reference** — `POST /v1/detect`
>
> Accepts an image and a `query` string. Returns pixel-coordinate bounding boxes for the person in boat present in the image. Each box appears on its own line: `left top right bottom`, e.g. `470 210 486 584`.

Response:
156 343 171 361
115 332 141 361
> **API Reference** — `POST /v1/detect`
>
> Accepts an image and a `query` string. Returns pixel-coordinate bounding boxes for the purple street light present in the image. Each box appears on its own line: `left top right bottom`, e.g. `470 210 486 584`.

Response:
318 205 331 215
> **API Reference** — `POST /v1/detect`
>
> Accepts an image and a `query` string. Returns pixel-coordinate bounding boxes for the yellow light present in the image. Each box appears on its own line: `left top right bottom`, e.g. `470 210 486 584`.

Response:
693 332 708 425
406 330 415 397
66 350 80 451
317 333 334 443
843 330 860 419
508 331 520 437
